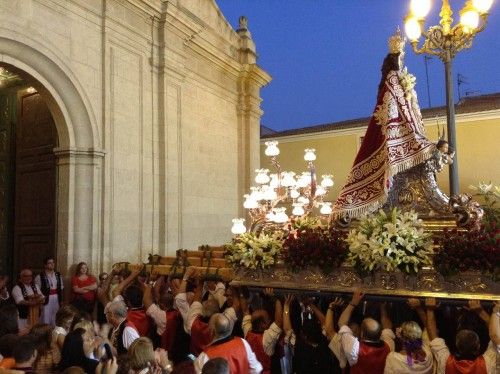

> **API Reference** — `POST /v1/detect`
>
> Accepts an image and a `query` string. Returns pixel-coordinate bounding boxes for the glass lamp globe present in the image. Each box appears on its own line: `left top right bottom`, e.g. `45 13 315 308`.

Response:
262 186 277 201
410 0 432 18
290 189 300 199
255 169 270 184
273 207 289 223
231 218 246 235
320 202 333 215
405 16 422 40
473 0 493 13
304 148 316 161
297 172 311 188
266 211 275 221
292 203 305 216
320 175 334 188
460 4 480 31
264 141 280 157
243 194 258 209
315 186 326 196
297 196 309 205
269 174 279 188
281 172 296 187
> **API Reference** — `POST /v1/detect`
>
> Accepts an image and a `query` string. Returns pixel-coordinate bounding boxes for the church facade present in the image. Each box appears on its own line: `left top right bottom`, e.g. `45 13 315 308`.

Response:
0 0 270 276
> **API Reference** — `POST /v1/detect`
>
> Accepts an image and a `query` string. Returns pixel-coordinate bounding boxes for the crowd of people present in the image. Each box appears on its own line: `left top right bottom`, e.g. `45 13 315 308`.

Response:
0 257 499 374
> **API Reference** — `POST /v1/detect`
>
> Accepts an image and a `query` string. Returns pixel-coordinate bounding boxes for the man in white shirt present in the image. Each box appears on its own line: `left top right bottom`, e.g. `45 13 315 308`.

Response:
11 268 45 330
425 297 498 374
332 290 394 374
35 257 63 326
105 299 140 356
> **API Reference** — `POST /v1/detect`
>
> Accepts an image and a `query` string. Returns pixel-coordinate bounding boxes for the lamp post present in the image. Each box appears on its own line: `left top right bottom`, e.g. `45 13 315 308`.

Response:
403 0 494 196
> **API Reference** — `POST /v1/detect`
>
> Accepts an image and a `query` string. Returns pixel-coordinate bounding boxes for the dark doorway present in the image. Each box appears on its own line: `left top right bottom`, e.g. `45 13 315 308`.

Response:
0 66 57 278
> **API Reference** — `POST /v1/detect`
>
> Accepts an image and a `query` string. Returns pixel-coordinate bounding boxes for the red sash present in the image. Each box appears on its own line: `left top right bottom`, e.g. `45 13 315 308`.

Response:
246 332 271 374
127 309 151 336
190 317 212 355
350 341 390 374
205 337 250 374
445 355 487 374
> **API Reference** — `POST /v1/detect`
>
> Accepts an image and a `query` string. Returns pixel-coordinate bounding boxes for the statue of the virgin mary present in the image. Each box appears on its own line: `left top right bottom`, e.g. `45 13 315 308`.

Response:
332 29 450 219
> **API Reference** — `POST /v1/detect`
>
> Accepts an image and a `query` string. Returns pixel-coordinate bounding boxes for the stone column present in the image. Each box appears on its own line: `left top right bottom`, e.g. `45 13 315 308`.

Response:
54 147 105 275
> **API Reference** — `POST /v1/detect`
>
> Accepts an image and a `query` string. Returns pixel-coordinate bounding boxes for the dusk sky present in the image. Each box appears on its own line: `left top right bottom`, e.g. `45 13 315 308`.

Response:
217 1 500 132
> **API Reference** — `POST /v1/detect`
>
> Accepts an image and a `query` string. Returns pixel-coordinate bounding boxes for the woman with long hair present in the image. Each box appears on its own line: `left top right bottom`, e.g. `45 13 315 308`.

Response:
30 323 61 373
71 262 98 315
59 328 99 374
384 321 432 373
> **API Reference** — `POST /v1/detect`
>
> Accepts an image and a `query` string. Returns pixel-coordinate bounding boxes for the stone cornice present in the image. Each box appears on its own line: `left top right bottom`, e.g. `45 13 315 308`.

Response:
261 109 500 144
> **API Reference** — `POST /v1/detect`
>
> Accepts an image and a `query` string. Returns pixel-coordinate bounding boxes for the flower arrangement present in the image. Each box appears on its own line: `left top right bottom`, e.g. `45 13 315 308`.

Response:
346 208 433 274
399 67 416 100
282 223 348 274
434 225 499 278
224 232 283 270
469 182 500 229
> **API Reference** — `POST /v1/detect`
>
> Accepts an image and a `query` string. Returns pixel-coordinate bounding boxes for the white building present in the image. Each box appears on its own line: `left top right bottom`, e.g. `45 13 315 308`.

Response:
0 0 270 276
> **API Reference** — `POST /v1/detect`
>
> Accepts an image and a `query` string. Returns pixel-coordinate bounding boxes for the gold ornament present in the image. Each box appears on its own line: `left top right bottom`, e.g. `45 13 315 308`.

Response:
388 27 406 54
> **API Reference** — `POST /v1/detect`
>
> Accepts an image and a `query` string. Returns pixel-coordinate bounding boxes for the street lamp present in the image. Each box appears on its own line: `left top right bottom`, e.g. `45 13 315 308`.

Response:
403 0 494 196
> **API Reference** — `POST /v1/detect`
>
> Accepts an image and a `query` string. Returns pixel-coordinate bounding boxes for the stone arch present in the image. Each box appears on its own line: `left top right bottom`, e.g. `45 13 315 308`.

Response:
0 35 104 275
0 36 99 150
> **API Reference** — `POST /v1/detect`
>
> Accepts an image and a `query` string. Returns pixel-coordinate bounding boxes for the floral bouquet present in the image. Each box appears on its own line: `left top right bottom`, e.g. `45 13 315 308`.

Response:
399 67 416 100
282 223 347 274
346 208 433 274
434 225 499 279
469 182 500 230
224 232 283 270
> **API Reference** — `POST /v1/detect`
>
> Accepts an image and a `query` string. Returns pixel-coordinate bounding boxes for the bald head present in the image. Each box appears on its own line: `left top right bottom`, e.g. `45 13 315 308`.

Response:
361 318 382 342
209 313 231 339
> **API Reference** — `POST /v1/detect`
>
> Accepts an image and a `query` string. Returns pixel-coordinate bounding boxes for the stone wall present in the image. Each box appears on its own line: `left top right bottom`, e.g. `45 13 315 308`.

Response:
0 0 270 273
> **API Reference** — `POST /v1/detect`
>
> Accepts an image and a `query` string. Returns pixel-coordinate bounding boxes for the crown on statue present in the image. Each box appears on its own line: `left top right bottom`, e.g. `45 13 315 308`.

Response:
388 27 406 54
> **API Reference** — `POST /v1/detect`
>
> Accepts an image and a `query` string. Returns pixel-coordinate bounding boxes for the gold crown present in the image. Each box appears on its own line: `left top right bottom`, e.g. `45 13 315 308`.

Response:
388 27 406 54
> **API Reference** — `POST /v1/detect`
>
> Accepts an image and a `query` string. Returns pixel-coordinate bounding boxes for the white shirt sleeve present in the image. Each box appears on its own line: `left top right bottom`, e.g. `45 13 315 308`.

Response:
329 332 347 368
223 306 238 332
193 352 209 374
262 322 282 356
381 328 396 352
429 337 450 374
34 275 41 288
11 285 24 304
146 303 167 336
242 314 252 338
122 326 140 349
482 341 499 374
174 292 190 323
186 301 203 334
242 338 264 374
338 325 360 366
209 282 227 309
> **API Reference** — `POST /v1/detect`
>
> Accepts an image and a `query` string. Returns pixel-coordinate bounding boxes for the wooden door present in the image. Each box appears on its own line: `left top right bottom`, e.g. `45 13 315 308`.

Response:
0 94 16 275
14 92 57 272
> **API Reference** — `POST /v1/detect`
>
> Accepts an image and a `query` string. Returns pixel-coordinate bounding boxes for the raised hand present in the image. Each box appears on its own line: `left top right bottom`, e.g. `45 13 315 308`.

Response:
329 297 344 310
263 287 274 297
351 289 364 307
